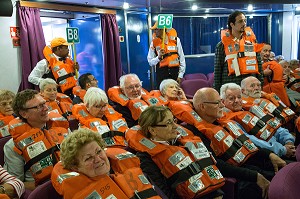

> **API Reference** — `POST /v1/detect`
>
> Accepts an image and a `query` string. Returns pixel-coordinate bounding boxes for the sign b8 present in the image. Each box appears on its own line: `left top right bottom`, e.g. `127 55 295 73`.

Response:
66 27 80 43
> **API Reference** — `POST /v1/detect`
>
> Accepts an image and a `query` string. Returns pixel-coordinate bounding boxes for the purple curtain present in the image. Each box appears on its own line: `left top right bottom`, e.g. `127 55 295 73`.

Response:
18 3 45 91
101 14 122 91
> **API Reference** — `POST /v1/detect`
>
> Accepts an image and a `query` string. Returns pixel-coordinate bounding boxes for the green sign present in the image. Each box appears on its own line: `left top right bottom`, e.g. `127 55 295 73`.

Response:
157 14 173 29
66 27 80 43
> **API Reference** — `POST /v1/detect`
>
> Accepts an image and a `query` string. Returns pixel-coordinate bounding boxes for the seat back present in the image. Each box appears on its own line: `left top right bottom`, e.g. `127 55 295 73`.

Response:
268 162 300 199
296 146 300 161
0 136 11 166
27 180 62 199
183 73 207 80
181 79 210 98
206 72 214 87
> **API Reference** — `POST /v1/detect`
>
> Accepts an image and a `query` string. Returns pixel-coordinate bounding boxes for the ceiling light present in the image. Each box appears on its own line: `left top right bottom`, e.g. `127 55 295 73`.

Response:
249 15 253 19
123 2 129 9
296 7 300 11
205 9 209 13
192 5 198 11
247 4 253 12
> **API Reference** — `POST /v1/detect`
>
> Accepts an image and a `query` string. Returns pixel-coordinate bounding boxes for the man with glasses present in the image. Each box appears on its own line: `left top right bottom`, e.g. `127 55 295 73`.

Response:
72 73 98 104
213 10 270 93
220 82 296 159
108 74 163 127
28 37 79 99
4 89 69 190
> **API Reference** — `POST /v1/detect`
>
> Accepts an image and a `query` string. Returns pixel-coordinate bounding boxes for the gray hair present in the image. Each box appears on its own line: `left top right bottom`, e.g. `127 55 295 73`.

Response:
159 79 178 95
39 78 57 91
84 87 108 108
279 60 288 66
220 83 241 99
119 74 141 89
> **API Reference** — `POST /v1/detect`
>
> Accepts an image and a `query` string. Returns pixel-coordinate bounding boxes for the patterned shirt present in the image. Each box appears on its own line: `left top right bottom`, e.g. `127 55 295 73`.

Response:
0 165 25 198
213 41 264 93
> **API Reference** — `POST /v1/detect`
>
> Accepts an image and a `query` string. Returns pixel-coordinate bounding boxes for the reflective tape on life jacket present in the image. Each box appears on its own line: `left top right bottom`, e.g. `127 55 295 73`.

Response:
9 118 68 185
221 27 262 76
126 125 225 198
72 86 86 101
0 113 14 138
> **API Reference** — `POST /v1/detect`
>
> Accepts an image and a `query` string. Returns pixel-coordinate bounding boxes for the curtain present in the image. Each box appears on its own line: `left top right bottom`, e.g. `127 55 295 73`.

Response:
17 3 45 91
173 18 192 55
101 14 122 91
247 16 268 43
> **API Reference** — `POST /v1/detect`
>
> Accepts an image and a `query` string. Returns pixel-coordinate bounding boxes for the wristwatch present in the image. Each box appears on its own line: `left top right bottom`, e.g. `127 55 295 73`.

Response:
0 185 6 194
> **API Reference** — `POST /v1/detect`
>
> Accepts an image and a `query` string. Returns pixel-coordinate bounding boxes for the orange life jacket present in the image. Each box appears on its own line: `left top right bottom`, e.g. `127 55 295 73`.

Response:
286 69 300 92
262 61 291 107
152 28 180 68
72 103 128 147
43 46 77 93
221 107 281 141
242 94 295 124
44 96 75 122
168 100 258 166
51 148 161 199
221 27 264 76
9 118 69 185
149 90 170 105
0 194 9 199
126 125 225 198
108 86 162 120
72 86 86 101
0 113 14 138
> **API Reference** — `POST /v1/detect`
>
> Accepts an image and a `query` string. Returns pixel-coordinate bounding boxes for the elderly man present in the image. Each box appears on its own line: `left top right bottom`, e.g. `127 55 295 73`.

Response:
220 83 296 158
28 37 79 99
260 43 290 106
4 89 69 190
108 74 162 127
169 87 285 199
72 73 98 104
213 10 269 93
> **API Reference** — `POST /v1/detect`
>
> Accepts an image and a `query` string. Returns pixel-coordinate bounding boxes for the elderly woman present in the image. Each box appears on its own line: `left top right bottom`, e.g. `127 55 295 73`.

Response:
159 79 187 101
39 78 74 121
0 90 15 138
126 106 224 199
51 128 160 199
72 87 128 147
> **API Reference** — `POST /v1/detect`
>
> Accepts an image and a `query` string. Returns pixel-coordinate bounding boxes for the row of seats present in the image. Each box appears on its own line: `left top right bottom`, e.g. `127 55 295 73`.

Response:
181 72 214 98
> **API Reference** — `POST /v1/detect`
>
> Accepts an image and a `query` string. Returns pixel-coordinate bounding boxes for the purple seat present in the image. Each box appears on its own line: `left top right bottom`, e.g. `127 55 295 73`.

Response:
222 177 237 199
296 146 300 161
180 79 210 99
0 136 11 166
27 180 62 199
207 72 214 87
268 162 300 199
183 73 207 81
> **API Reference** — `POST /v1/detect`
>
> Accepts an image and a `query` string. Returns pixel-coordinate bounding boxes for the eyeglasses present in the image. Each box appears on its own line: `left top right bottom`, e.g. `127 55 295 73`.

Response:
0 101 13 107
202 100 223 106
125 84 142 91
153 118 177 127
83 149 105 165
24 102 47 111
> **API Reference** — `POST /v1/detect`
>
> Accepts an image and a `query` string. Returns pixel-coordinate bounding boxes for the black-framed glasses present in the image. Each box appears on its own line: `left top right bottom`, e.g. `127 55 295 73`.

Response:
24 102 47 111
202 100 223 106
153 118 178 127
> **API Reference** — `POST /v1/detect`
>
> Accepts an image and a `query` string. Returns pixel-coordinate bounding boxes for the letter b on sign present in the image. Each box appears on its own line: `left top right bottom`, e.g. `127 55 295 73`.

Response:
66 27 80 43
157 14 173 29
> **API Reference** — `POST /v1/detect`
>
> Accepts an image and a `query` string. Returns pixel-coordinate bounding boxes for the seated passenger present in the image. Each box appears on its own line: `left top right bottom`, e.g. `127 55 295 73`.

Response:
72 73 98 104
51 128 161 199
72 87 128 148
40 78 75 122
0 165 25 198
158 79 187 101
220 83 296 158
108 74 162 127
0 90 15 138
126 106 225 199
168 87 286 199
4 89 69 190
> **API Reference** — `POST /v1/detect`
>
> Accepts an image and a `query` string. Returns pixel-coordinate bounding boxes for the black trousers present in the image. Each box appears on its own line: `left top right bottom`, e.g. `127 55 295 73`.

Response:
156 66 179 89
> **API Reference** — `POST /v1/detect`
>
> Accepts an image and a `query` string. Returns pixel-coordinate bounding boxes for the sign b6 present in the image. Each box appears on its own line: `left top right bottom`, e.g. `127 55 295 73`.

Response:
157 14 173 29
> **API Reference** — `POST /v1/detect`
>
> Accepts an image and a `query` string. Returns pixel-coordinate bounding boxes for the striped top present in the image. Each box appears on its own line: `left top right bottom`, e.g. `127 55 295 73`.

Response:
0 165 25 198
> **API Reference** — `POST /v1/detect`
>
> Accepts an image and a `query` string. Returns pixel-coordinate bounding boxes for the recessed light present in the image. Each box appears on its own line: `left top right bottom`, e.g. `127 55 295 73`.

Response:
123 2 129 9
192 5 198 11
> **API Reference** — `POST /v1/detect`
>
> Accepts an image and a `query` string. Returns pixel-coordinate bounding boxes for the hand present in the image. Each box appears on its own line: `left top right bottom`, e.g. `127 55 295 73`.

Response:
285 144 296 158
269 153 286 173
176 87 187 100
256 173 270 199
158 49 165 59
263 66 272 77
176 77 182 85
73 62 80 71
